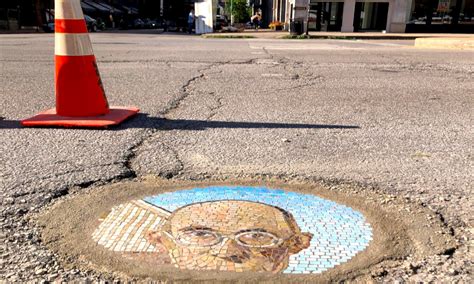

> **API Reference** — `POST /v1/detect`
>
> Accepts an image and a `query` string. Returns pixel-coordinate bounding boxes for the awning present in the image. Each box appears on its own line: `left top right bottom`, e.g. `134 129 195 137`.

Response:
92 1 124 15
81 2 97 15
120 5 139 15
82 0 110 14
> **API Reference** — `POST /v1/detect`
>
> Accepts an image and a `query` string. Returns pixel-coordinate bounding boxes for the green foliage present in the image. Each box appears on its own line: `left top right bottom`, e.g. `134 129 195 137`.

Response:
281 35 311 39
203 35 255 39
225 0 252 23
280 35 359 40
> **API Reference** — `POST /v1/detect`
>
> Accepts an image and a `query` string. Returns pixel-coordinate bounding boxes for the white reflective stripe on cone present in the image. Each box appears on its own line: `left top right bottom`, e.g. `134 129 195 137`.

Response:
55 0 84 20
55 33 94 56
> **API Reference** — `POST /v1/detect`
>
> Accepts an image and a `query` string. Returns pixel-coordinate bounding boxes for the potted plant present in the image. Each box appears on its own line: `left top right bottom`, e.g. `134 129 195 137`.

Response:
269 21 284 31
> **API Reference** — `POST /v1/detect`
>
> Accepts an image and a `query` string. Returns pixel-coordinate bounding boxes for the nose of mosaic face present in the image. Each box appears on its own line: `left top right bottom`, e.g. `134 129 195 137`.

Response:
212 238 249 262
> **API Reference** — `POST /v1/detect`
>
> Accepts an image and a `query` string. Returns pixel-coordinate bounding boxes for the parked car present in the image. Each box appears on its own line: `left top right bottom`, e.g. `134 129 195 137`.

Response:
84 15 97 32
42 22 55 32
42 15 100 33
144 18 158 29
95 17 106 31
163 20 177 32
133 18 145 29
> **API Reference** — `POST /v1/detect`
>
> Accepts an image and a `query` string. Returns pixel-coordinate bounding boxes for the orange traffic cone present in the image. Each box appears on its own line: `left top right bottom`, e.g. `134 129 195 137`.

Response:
22 0 138 127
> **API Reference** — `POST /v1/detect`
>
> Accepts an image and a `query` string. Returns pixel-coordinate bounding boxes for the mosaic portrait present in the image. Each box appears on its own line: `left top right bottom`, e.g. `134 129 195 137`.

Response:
92 186 372 274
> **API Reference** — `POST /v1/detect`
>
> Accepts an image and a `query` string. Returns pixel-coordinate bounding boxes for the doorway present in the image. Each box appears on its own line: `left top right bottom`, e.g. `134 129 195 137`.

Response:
353 2 389 31
308 2 344 31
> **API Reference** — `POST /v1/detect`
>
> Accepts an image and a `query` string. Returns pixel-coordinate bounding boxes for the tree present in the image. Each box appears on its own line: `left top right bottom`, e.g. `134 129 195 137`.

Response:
226 0 251 24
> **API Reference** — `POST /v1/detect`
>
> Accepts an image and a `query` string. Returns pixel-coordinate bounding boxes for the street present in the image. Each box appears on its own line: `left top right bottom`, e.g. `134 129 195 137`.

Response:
1 33 473 281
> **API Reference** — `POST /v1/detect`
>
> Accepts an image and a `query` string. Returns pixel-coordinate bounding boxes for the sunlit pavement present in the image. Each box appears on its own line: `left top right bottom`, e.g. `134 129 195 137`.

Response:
1 33 472 282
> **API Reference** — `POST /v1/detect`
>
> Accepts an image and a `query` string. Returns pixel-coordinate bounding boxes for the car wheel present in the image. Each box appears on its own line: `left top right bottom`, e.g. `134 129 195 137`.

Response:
92 24 97 32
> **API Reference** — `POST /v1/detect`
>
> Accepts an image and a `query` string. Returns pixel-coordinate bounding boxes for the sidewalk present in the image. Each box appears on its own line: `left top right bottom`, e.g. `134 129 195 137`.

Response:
206 29 474 40
0 27 42 34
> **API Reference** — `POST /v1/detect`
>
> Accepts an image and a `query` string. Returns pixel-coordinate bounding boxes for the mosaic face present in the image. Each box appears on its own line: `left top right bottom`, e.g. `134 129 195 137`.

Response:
92 186 372 274
147 200 312 272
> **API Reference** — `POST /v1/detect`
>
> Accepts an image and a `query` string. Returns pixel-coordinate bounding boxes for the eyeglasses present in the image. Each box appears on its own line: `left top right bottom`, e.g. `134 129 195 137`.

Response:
165 228 284 248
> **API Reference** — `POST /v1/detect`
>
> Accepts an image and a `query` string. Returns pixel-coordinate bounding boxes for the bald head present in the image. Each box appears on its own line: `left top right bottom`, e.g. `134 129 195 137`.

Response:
165 200 299 239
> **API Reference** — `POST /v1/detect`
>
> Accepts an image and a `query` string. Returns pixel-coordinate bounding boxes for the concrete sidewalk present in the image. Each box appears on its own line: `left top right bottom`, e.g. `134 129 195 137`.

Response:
414 37 474 49
205 29 474 49
207 29 474 40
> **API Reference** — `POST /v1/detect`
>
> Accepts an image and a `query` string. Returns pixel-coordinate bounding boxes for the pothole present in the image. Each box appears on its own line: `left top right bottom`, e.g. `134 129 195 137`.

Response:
37 178 455 282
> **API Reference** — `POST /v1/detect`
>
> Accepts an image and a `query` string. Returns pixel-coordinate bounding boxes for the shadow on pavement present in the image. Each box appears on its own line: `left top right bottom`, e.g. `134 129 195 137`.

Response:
0 118 23 129
0 117 21 129
120 114 360 131
0 114 360 130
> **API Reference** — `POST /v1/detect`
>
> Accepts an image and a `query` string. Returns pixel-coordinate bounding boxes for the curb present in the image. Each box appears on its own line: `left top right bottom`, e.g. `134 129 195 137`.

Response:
414 37 474 49
279 35 418 40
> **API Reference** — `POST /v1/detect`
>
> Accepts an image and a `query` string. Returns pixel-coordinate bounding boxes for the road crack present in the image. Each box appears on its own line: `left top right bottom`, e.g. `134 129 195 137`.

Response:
207 96 223 120
124 61 225 179
157 141 185 179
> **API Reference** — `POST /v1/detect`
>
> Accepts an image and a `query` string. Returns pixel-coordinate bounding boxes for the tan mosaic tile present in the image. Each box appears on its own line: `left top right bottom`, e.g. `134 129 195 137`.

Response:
92 200 168 253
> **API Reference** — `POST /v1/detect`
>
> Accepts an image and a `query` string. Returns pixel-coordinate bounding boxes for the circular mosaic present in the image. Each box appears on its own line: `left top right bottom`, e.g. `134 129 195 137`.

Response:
92 186 372 274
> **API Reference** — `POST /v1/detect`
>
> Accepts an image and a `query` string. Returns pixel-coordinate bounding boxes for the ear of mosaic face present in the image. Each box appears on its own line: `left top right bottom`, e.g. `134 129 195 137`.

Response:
287 232 313 254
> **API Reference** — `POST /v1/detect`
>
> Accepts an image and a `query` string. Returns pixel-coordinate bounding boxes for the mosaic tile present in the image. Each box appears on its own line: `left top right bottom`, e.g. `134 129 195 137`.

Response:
92 186 372 274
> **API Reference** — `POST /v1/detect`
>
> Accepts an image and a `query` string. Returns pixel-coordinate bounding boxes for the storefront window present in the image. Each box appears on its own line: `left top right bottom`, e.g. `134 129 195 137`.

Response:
308 1 344 31
408 0 474 32
354 2 389 31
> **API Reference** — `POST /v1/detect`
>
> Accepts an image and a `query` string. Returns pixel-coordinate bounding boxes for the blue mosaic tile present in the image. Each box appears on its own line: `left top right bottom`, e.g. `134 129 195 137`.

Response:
144 186 373 274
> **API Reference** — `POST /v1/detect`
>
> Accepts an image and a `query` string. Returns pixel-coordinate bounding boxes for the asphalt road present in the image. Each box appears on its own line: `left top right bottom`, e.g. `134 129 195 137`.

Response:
0 33 472 282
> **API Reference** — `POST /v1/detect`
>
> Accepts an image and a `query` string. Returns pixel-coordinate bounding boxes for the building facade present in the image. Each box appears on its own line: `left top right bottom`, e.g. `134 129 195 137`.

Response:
279 0 473 33
0 0 176 30
2 0 471 32
1 0 53 29
0 0 211 31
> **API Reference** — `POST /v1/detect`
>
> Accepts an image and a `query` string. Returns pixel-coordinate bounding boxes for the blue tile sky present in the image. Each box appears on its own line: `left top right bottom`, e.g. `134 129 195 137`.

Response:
145 186 372 274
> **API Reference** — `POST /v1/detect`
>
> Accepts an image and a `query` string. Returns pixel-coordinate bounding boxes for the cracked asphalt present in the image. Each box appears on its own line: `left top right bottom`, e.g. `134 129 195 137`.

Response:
1 33 473 282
